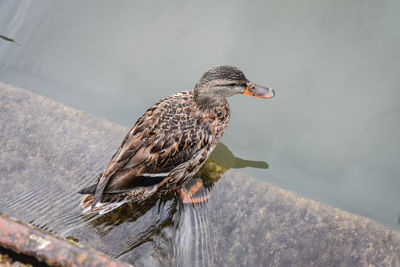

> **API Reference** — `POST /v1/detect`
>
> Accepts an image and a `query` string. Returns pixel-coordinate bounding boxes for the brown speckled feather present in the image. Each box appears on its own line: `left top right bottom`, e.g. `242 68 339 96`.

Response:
90 90 230 208
80 65 275 212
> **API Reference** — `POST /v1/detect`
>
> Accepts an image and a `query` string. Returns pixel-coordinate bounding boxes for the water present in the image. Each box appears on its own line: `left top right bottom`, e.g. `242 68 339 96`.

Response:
1 133 267 265
0 0 399 246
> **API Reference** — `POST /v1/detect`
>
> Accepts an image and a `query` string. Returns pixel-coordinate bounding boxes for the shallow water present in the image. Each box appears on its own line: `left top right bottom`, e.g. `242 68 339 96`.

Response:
0 0 399 235
1 137 267 266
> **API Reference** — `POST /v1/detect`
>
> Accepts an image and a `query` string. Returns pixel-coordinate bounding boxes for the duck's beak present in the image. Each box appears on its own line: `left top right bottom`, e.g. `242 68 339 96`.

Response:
242 83 275 99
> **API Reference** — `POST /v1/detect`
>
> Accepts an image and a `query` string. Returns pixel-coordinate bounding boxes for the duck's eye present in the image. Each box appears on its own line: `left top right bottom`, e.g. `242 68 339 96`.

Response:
220 83 237 87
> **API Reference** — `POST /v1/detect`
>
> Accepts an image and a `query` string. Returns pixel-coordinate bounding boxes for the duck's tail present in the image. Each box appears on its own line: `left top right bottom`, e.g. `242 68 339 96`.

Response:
78 184 95 206
80 194 93 208
78 184 129 215
78 183 103 214
78 183 97 194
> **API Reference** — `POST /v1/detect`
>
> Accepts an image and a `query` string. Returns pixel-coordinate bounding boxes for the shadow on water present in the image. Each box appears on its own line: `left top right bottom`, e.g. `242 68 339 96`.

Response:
77 142 269 265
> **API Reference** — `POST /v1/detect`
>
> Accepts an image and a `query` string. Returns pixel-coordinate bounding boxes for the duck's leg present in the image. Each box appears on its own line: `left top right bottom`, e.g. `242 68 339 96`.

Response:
176 178 210 204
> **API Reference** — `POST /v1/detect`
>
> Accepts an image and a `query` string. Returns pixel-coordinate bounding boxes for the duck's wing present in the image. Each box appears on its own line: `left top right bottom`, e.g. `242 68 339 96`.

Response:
91 91 211 209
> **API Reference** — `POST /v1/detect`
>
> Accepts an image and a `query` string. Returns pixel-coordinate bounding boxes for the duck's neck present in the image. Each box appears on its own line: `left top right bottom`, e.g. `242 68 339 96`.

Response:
193 88 226 109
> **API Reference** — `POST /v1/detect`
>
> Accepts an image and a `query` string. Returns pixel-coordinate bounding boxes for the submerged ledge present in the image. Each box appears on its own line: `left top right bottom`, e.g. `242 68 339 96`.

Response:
0 82 399 266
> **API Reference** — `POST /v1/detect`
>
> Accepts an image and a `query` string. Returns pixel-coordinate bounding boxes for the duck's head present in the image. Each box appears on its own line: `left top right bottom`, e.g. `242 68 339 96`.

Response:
194 65 275 108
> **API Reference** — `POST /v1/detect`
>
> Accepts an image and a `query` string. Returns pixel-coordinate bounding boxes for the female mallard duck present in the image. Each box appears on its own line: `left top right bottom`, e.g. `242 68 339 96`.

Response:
79 66 274 213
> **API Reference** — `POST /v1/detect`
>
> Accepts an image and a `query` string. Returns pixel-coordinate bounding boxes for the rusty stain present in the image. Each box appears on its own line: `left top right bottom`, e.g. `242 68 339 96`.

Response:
76 252 87 263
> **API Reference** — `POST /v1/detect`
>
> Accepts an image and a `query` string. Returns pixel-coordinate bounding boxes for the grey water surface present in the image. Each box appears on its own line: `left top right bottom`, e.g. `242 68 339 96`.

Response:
0 0 399 234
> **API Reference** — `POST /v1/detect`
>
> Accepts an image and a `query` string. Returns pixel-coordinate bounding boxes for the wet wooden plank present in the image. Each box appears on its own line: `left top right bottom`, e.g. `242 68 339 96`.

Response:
0 215 132 266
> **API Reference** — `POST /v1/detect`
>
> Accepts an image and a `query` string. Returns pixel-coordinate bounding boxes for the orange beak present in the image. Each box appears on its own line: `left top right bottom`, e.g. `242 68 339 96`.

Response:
242 83 275 99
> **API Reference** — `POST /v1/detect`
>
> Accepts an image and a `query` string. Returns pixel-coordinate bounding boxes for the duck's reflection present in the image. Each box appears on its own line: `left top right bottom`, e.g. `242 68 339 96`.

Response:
83 142 269 259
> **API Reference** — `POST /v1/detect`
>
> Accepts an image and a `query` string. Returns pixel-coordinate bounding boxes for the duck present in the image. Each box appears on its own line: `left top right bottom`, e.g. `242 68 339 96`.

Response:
78 65 275 213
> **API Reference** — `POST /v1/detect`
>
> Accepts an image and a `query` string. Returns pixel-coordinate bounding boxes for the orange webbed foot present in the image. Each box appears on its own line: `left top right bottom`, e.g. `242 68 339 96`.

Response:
176 179 210 204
